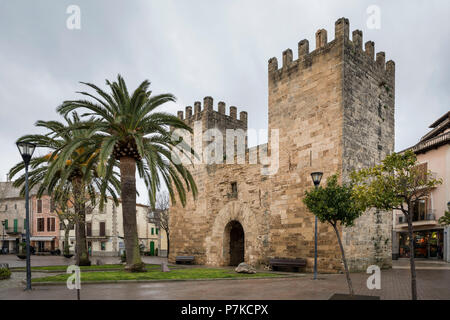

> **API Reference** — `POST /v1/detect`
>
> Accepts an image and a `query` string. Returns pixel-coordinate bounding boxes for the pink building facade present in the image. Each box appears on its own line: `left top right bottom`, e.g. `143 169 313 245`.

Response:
393 111 450 261
30 194 60 253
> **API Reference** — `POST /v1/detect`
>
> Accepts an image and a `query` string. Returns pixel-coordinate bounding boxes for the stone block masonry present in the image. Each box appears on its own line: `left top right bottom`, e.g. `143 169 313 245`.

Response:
169 17 394 273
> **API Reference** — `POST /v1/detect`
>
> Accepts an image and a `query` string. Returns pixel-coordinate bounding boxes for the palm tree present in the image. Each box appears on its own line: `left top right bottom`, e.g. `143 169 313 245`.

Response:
9 113 121 266
57 75 197 272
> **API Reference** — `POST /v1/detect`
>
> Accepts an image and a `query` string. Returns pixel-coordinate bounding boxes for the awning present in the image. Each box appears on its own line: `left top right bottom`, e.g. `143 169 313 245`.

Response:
30 236 55 241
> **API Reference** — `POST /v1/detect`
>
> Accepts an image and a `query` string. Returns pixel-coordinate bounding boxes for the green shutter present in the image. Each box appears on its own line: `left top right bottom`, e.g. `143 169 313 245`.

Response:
156 228 159 235
151 228 154 235
150 241 155 256
4 220 8 229
14 219 18 233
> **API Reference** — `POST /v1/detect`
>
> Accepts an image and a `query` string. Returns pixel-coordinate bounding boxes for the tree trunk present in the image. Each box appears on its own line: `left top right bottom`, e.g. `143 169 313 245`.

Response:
332 223 354 296
406 212 418 300
73 177 90 266
166 232 170 258
64 226 70 256
120 157 145 272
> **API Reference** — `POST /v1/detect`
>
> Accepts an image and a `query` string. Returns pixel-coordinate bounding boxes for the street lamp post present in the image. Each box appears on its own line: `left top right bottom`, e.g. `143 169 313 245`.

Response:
16 141 36 290
310 172 323 280
1 220 5 254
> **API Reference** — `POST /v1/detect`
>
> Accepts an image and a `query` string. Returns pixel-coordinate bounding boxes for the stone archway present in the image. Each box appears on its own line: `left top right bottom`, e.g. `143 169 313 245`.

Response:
224 221 245 266
204 201 262 266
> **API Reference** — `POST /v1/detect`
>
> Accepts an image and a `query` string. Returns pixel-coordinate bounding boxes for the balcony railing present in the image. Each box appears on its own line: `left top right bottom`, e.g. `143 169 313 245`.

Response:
4 227 24 234
86 229 110 238
397 210 437 224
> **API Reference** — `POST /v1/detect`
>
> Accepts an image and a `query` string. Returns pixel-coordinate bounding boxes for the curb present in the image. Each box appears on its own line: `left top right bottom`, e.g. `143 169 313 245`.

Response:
29 274 305 286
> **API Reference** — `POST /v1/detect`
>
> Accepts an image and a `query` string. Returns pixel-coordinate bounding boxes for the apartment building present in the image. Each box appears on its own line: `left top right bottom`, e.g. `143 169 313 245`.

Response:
60 199 166 257
392 111 450 261
0 182 27 254
30 194 59 252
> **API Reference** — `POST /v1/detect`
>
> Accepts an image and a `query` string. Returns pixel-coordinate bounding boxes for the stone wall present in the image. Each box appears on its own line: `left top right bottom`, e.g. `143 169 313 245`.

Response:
169 17 394 273
341 20 395 271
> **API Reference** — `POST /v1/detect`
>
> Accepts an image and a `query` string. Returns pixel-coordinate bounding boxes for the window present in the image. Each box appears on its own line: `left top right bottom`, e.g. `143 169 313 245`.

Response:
4 204 7 211
37 200 42 213
99 222 106 236
86 222 92 237
156 228 159 235
37 218 45 232
13 219 18 233
231 182 238 194
151 228 154 235
47 218 55 232
229 182 238 199
4 219 8 229
101 242 106 251
412 199 428 221
14 204 17 210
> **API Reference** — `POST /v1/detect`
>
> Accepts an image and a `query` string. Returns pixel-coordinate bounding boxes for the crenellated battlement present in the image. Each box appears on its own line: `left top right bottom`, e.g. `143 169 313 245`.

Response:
176 96 248 126
268 17 395 84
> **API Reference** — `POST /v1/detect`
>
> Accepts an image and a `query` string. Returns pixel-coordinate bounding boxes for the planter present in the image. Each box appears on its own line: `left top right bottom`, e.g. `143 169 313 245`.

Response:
17 254 27 260
329 293 380 300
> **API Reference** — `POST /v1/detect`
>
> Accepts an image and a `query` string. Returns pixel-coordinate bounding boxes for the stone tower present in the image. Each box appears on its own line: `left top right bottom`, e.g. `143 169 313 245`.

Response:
169 18 394 272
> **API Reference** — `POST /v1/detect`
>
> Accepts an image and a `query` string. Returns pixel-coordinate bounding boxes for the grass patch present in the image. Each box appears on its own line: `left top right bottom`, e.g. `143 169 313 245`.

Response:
13 264 160 272
32 268 284 283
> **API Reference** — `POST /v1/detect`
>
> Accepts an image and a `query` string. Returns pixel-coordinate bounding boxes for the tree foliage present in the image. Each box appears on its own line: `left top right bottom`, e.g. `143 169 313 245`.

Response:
350 150 442 300
439 211 450 226
303 174 367 296
351 150 442 214
303 174 367 227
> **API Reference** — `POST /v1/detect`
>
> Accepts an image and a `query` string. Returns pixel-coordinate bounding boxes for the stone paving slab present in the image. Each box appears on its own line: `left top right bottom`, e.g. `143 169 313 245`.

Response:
0 268 448 300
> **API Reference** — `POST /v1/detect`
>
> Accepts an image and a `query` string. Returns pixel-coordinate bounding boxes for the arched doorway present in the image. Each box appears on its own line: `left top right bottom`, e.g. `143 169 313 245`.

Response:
225 221 245 266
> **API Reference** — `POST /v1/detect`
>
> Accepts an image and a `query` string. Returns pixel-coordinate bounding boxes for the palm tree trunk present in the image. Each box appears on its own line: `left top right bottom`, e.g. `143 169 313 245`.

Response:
120 157 145 272
332 223 354 296
406 212 418 300
64 226 70 256
73 177 90 266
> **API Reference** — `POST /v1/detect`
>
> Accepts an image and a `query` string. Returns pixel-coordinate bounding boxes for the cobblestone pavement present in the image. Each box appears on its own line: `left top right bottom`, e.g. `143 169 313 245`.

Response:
0 267 449 300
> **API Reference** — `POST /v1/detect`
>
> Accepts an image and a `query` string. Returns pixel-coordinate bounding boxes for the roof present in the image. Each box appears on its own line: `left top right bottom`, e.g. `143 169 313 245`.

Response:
429 111 450 128
420 111 450 142
0 182 46 199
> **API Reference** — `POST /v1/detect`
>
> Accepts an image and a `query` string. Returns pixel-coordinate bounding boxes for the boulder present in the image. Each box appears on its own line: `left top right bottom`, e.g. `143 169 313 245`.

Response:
235 263 256 274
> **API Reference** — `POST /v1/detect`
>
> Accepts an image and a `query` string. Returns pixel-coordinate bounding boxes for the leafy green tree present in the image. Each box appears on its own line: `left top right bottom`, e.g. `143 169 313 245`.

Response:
9 113 120 265
57 75 197 272
303 174 367 296
351 150 442 300
438 211 450 226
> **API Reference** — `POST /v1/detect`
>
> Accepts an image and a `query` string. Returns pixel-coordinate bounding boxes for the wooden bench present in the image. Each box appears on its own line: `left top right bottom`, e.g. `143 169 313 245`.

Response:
175 256 195 264
269 258 306 272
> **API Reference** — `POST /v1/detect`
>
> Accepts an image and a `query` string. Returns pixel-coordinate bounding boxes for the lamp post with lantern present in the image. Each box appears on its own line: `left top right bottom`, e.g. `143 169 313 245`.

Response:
310 172 323 280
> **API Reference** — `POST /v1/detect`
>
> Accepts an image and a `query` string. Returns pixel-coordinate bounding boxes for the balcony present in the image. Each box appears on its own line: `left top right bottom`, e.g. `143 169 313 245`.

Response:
4 227 24 235
397 210 438 228
86 229 110 239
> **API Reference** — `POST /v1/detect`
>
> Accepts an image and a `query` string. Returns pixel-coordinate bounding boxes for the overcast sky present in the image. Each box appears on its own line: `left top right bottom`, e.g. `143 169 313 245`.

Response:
0 0 449 204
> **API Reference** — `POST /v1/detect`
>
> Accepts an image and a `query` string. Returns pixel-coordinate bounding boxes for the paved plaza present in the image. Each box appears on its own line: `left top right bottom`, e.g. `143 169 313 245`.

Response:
0 255 449 300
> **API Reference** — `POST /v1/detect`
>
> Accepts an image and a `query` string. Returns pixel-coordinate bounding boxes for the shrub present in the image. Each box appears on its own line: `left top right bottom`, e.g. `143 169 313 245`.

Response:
0 268 11 280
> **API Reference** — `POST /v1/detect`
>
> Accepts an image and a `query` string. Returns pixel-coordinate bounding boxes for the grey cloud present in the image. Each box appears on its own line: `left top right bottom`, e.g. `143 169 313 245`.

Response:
1 0 449 203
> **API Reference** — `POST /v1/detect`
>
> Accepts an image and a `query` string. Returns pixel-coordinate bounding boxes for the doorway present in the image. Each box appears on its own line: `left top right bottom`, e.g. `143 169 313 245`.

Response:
225 221 245 266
